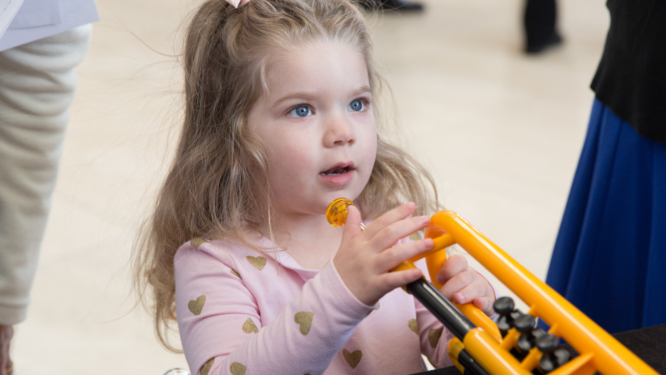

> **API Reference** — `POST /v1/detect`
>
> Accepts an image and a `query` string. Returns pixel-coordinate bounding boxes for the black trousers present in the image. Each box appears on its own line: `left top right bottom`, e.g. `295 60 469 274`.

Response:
523 0 557 49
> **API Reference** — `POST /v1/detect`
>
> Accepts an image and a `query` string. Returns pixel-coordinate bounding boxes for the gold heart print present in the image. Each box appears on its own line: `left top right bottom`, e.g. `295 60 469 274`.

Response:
230 269 242 279
200 358 214 375
408 319 419 334
242 318 258 334
188 295 206 316
343 349 363 369
230 362 246 375
409 231 422 241
294 311 314 335
190 237 208 249
247 256 267 271
428 327 443 348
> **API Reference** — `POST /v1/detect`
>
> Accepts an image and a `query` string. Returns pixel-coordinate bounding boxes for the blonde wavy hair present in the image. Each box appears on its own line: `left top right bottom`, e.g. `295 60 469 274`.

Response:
133 0 439 352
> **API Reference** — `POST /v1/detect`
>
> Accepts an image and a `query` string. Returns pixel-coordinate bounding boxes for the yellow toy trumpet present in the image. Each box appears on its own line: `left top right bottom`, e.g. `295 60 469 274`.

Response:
326 198 658 375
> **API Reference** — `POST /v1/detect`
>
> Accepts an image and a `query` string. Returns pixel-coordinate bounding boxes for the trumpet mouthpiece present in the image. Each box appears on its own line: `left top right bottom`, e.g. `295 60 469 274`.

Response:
326 197 354 227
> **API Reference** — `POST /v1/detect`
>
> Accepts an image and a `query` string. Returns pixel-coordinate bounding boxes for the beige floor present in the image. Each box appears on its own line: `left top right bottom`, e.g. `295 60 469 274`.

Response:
11 0 609 373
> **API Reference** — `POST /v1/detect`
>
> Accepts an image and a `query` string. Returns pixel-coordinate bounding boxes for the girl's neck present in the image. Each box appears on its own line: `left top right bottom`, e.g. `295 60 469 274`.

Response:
271 211 344 270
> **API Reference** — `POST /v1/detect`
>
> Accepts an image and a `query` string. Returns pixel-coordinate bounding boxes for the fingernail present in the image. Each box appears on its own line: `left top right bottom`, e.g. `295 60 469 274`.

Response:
424 238 434 249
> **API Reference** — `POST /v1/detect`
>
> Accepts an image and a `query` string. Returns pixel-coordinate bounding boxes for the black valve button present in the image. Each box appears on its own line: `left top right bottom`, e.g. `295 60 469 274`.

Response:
493 296 515 314
536 334 571 373
514 314 546 352
494 297 524 338
514 314 536 332
535 334 559 352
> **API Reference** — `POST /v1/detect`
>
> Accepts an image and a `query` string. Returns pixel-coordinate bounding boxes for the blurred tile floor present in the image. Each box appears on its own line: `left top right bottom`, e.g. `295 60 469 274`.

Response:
10 0 608 373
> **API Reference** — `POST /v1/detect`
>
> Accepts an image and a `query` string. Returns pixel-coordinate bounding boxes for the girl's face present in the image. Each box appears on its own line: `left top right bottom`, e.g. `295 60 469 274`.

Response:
248 41 377 218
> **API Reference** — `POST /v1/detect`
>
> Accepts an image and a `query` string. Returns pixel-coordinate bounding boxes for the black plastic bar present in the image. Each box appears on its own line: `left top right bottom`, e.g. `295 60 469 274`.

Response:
458 349 491 375
406 278 475 340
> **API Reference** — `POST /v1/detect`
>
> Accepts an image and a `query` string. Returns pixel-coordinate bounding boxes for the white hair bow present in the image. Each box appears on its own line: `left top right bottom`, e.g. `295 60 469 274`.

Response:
226 0 251 8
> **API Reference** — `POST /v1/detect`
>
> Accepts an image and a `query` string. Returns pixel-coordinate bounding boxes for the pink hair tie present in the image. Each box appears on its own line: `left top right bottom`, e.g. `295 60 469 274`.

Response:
226 0 251 8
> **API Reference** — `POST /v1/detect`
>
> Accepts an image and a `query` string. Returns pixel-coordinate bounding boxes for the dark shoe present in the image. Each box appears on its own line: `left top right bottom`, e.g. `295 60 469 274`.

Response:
525 32 563 54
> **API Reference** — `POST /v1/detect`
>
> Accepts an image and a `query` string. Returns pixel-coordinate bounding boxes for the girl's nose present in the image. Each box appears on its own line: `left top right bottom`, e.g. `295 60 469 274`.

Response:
323 115 356 147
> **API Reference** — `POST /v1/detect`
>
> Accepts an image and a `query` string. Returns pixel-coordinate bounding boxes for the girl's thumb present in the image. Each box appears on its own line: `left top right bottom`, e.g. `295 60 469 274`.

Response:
342 205 362 240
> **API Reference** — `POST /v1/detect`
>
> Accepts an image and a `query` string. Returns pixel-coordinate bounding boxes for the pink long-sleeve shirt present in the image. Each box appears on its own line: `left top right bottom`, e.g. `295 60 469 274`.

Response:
175 236 478 375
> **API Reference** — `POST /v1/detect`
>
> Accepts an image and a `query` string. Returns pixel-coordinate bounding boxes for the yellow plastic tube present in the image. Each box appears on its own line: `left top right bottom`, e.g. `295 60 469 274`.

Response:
432 211 657 375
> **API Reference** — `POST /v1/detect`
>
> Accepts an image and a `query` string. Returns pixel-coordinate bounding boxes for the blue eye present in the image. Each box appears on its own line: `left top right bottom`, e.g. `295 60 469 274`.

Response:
289 105 312 118
348 99 365 112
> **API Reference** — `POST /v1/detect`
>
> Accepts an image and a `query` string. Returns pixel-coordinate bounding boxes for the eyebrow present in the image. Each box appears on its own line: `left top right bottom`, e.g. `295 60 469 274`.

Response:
272 85 372 108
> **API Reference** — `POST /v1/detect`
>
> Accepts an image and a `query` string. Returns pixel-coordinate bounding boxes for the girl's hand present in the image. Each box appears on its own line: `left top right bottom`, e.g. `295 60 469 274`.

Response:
0 325 12 375
436 255 496 316
333 202 434 306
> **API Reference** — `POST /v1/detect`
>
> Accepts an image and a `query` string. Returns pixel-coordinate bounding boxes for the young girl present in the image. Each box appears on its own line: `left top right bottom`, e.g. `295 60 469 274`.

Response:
134 0 497 374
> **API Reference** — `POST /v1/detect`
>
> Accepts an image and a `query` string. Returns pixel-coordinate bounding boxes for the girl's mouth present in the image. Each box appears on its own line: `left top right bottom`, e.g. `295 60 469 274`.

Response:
320 162 355 176
319 163 355 185
320 166 351 176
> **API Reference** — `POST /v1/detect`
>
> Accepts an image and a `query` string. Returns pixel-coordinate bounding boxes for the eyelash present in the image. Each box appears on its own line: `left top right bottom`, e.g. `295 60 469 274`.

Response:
286 97 371 116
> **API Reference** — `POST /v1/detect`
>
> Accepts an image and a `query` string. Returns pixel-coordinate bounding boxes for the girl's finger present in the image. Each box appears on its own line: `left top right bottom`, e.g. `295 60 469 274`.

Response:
369 215 431 252
378 268 424 292
340 205 363 244
451 280 486 305
374 238 434 272
436 255 468 285
472 297 495 316
438 270 474 300
362 202 416 238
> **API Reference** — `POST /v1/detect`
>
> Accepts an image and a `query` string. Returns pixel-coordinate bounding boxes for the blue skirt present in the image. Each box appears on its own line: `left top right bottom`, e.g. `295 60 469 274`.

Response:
545 99 666 333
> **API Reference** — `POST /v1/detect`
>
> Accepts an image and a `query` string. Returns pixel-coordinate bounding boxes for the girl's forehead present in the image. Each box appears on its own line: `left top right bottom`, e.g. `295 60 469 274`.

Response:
261 41 370 100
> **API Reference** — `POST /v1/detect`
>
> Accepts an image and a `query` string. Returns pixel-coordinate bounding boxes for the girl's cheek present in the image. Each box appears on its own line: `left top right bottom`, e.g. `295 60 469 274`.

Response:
272 142 312 172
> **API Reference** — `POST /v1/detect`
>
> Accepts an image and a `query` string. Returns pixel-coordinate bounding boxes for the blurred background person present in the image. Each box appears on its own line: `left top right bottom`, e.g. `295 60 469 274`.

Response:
544 0 666 334
0 1 97 373
360 0 425 12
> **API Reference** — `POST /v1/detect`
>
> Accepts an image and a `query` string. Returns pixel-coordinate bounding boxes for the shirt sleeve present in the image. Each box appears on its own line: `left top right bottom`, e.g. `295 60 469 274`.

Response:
414 297 456 368
174 244 375 375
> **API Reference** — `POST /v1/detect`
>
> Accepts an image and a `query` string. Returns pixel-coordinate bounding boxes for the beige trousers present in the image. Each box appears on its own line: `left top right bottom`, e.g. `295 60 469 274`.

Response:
0 24 92 325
